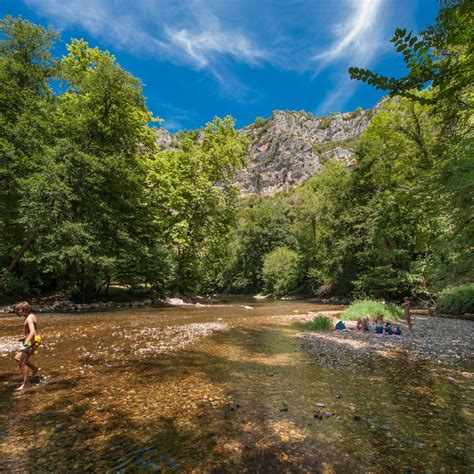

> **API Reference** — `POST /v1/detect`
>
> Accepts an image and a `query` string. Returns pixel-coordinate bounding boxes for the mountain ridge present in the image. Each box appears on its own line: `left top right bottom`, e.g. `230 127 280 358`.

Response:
154 100 385 196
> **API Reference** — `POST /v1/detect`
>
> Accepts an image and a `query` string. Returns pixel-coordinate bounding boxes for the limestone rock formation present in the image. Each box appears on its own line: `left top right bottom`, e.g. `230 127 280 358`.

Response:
154 127 176 149
237 101 384 196
153 100 384 196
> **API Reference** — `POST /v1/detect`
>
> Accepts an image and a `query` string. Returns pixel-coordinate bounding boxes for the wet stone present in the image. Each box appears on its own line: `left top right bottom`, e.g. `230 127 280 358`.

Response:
0 301 472 473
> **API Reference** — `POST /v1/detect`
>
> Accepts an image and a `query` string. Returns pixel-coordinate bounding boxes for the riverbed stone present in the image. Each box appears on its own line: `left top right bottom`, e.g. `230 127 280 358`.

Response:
299 313 474 366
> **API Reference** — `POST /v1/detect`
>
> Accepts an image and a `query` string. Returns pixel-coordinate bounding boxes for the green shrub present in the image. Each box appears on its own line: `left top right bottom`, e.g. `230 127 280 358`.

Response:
438 284 474 314
342 299 403 320
262 247 299 296
318 117 331 129
0 271 30 299
253 116 267 127
302 315 333 331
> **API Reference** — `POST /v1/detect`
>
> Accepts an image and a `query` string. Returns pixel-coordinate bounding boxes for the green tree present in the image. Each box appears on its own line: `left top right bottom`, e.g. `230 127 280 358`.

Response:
349 0 473 293
147 116 247 294
348 97 443 298
294 159 352 295
230 194 296 292
262 247 299 296
58 39 157 155
16 39 164 299
0 16 58 274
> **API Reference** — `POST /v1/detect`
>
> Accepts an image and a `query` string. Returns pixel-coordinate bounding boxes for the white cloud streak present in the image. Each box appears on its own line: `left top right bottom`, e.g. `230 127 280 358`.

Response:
163 6 266 69
314 0 385 114
24 0 267 94
314 0 383 70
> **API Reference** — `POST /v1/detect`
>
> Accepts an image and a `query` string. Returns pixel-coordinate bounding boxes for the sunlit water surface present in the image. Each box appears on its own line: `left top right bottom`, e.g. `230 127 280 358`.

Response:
0 300 472 472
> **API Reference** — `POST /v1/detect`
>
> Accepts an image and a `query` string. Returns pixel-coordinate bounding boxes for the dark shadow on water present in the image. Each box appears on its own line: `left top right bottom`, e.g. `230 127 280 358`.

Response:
1 321 472 472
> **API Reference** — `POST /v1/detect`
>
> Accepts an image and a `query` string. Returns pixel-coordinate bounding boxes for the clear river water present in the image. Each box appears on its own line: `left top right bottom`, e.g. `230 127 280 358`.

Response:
0 300 472 472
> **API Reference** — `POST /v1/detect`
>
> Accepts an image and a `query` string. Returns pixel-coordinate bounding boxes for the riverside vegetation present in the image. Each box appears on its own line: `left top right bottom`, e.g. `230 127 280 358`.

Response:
1 0 473 313
0 3 473 472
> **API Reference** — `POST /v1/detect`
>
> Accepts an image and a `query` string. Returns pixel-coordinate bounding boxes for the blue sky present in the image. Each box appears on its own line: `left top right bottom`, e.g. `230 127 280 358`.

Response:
1 0 439 130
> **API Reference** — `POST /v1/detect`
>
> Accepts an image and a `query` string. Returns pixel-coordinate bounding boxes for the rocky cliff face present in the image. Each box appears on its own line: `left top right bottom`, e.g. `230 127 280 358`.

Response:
154 101 384 196
238 102 384 196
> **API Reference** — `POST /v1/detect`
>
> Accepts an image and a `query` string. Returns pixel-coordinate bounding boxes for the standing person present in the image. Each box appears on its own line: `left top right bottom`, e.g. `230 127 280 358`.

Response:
401 296 413 332
13 301 42 390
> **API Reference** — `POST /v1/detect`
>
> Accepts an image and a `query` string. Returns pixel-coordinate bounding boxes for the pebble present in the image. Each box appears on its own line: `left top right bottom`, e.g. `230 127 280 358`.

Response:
299 314 474 366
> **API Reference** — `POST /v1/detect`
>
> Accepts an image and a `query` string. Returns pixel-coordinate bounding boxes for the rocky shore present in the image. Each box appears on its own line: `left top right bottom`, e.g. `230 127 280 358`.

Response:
0 296 219 314
0 295 350 314
298 313 474 367
0 298 155 314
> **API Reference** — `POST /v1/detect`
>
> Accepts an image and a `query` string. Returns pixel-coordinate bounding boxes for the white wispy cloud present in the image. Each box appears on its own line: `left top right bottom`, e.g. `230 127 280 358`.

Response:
23 0 395 112
163 7 266 69
314 0 385 114
314 0 383 70
24 0 267 95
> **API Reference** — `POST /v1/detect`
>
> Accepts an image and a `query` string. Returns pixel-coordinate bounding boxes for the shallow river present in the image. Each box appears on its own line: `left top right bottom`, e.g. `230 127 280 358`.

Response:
0 300 472 472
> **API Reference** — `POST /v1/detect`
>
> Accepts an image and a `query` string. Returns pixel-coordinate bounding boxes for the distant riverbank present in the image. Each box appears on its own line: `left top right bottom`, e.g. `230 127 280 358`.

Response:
0 294 352 314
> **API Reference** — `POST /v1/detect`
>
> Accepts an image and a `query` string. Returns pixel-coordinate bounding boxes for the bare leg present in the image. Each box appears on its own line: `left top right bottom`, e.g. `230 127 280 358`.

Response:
26 359 40 376
14 351 30 390
406 313 413 332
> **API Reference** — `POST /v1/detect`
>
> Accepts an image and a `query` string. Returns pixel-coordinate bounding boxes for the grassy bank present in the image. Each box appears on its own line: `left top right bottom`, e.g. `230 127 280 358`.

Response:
342 299 403 320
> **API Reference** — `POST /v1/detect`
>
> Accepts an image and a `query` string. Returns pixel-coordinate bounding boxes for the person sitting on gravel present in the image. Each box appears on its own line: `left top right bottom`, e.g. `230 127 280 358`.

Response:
375 321 384 334
382 322 402 337
383 322 393 335
356 315 373 332
335 320 347 330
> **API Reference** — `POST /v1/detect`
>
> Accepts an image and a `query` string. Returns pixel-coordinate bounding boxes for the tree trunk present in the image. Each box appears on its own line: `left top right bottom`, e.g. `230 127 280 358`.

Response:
7 235 34 273
104 276 111 294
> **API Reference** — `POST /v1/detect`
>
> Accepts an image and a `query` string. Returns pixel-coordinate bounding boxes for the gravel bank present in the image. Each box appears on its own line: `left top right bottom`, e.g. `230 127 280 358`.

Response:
0 336 18 355
298 313 474 367
69 322 230 363
1 323 228 361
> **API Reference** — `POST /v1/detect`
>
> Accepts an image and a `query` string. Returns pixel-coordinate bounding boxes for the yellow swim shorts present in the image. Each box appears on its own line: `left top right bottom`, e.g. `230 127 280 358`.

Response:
24 335 42 355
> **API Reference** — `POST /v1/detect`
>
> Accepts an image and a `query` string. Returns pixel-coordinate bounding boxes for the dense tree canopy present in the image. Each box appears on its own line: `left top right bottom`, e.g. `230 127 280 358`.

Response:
0 17 246 300
1 4 472 305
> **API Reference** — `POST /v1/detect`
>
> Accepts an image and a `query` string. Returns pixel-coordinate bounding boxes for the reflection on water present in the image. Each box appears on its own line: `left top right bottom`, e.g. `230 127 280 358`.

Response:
0 301 472 472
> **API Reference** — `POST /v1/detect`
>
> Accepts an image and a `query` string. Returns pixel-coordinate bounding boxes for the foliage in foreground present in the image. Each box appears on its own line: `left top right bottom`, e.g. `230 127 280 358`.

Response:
301 315 333 331
341 300 403 321
437 284 474 314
